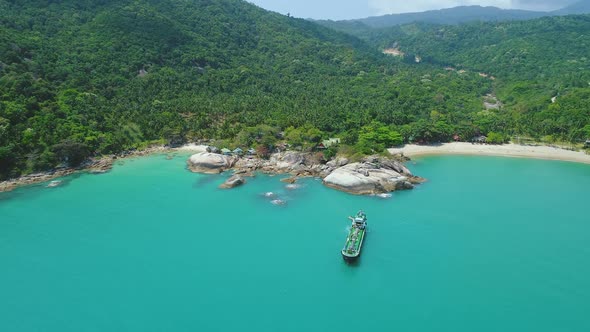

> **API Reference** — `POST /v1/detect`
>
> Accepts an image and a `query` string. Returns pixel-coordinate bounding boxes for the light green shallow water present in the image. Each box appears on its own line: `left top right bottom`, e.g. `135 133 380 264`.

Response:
1 153 589 331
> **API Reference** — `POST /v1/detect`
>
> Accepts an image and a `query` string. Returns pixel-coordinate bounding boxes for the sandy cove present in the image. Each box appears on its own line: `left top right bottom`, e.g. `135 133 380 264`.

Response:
388 142 590 164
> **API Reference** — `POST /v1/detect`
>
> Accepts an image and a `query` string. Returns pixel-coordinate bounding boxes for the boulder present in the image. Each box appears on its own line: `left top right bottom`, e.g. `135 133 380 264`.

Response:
86 158 114 174
336 157 350 167
281 177 297 184
326 157 349 168
187 152 235 174
273 151 305 171
362 155 413 176
409 176 427 184
323 162 411 195
219 175 245 189
234 157 263 169
379 159 412 176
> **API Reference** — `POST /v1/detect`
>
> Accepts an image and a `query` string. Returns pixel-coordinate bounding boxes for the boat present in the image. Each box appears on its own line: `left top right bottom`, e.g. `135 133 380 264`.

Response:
341 210 367 262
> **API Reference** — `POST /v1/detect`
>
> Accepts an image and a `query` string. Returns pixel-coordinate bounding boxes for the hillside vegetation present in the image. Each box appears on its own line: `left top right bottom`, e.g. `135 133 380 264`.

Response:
0 0 493 179
361 16 590 142
1 0 589 181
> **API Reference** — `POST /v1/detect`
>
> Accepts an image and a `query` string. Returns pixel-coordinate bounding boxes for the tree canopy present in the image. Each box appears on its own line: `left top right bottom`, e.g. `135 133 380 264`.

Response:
1 0 589 180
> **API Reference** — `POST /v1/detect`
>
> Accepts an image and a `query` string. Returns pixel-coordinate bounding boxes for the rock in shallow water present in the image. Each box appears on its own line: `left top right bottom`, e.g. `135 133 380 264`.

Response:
187 152 235 174
322 161 414 195
280 176 297 184
219 175 245 189
185 151 423 195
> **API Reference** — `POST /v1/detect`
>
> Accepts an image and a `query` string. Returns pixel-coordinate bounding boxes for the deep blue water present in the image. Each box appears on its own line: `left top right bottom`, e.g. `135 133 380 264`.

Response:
1 154 589 331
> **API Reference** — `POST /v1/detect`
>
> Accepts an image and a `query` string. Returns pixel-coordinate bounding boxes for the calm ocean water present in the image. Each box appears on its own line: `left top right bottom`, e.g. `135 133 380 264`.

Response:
1 153 589 331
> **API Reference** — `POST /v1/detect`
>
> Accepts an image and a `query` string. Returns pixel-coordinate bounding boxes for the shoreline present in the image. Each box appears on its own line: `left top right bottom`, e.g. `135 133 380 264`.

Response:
4 141 588 193
0 144 210 193
388 142 590 164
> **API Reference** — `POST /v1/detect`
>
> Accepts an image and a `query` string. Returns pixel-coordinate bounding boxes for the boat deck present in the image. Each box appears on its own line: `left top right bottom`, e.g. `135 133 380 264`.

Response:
342 227 365 256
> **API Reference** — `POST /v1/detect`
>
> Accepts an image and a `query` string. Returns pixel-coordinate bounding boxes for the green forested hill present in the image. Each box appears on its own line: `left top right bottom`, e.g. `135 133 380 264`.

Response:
367 15 590 82
2 1 589 182
342 15 590 144
0 0 493 179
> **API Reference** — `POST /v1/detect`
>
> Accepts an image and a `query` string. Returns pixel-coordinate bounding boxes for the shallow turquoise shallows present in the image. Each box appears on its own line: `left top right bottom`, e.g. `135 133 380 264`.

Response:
1 154 590 331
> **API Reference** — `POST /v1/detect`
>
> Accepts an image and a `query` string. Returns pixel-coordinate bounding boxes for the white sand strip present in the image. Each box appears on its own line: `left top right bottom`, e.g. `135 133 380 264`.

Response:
174 144 209 152
388 142 590 165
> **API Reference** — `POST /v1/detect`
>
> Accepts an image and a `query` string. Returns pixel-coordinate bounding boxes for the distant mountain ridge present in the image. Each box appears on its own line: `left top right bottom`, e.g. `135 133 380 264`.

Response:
355 6 546 28
554 0 590 15
318 1 590 29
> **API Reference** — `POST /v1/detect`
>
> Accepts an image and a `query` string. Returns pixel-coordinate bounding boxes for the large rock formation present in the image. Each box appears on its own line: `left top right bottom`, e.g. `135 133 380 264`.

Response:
323 157 418 195
187 152 236 174
187 151 424 195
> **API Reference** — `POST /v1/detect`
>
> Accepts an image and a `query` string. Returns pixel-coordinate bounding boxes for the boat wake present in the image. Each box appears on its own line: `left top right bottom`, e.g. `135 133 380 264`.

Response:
270 199 287 206
260 191 288 206
46 180 63 188
372 193 392 199
285 184 302 190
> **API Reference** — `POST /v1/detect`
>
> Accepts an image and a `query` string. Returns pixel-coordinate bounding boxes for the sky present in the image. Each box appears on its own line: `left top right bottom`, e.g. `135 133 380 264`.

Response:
247 0 573 20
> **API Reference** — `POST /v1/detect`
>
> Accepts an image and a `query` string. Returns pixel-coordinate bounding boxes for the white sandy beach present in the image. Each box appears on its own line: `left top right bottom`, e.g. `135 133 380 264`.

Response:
174 143 209 152
388 142 590 164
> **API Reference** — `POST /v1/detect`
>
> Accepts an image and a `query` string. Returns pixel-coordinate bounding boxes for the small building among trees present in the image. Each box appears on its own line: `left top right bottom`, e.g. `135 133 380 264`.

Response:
322 138 341 147
206 146 219 153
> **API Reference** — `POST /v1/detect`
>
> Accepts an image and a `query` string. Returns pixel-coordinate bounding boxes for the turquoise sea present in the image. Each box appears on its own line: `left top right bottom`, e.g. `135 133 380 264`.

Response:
1 153 589 331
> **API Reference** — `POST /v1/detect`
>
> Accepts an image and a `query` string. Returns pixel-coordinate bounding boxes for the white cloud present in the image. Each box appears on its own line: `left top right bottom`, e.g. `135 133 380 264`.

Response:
368 0 514 15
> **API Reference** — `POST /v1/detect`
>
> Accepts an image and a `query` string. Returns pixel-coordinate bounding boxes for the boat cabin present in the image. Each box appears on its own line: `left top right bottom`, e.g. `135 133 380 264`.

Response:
351 211 367 229
353 217 366 229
